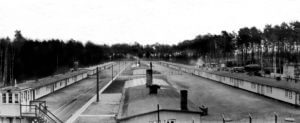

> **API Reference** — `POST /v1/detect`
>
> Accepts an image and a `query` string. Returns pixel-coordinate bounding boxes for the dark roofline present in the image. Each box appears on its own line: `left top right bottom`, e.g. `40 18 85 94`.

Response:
117 109 203 121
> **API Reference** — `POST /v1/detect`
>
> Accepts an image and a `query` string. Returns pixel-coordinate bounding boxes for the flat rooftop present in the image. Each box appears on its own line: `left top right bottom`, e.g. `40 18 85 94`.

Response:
117 84 202 120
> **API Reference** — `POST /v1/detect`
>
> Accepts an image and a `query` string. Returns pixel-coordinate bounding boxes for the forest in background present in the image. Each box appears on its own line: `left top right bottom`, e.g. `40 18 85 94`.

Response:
1 21 300 86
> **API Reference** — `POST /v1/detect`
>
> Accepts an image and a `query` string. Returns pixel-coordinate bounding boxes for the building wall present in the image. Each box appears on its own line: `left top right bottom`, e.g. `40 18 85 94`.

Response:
0 117 29 123
160 61 299 106
120 111 201 123
0 62 115 120
0 104 20 117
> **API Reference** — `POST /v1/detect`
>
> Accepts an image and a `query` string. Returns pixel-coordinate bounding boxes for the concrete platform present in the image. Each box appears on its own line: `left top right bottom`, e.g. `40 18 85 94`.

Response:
74 93 122 123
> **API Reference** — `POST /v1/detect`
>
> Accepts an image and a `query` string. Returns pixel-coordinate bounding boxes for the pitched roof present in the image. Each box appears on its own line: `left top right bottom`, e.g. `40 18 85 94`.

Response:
0 69 88 92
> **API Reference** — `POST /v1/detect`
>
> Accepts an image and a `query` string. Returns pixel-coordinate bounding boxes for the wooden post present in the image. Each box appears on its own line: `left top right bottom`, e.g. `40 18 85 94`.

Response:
249 113 252 123
96 67 99 102
275 113 278 123
112 64 114 80
157 104 160 123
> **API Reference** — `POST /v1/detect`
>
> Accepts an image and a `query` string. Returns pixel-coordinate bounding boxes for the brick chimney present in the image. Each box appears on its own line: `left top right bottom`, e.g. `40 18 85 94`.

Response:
180 90 188 110
146 69 153 87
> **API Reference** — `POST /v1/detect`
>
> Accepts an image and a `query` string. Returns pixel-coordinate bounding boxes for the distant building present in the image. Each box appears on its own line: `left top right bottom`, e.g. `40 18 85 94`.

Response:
283 63 300 80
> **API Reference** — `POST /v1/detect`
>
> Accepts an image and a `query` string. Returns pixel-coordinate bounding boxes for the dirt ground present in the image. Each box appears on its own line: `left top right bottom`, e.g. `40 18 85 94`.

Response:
153 63 300 122
37 62 127 122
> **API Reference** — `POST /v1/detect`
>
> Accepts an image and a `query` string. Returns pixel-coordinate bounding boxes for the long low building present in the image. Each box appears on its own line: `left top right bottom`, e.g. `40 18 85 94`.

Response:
117 78 204 123
158 61 300 106
0 62 115 123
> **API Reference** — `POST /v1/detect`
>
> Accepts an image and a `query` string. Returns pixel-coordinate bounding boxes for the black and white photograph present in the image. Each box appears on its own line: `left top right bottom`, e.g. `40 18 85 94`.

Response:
0 0 300 122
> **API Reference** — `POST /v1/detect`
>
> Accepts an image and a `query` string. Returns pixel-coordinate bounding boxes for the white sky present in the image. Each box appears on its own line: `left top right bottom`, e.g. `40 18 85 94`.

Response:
0 0 300 45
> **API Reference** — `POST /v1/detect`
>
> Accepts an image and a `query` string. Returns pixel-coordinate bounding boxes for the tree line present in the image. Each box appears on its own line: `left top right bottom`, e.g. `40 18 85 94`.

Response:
170 21 300 74
1 21 300 86
0 31 112 86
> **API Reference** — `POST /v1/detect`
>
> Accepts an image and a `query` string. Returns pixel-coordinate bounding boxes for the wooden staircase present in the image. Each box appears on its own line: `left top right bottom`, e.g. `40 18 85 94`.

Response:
20 101 63 123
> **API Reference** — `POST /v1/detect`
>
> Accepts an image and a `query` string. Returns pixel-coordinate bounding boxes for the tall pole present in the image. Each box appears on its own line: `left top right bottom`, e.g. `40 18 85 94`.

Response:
249 113 252 123
112 64 114 80
96 67 99 102
157 104 160 123
274 113 278 123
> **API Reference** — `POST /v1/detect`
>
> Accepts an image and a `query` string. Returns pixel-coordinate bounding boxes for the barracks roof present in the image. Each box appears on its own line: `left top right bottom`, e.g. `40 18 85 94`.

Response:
117 85 202 120
0 69 88 92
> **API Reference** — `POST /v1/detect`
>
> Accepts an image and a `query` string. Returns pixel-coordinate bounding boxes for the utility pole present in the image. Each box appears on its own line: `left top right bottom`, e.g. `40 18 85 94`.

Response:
112 64 114 80
249 113 252 123
157 104 160 123
274 113 278 123
96 67 99 102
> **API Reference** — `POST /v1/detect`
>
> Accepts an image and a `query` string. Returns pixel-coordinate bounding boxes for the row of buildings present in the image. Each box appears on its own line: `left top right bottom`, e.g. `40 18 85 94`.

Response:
159 61 300 106
0 62 115 123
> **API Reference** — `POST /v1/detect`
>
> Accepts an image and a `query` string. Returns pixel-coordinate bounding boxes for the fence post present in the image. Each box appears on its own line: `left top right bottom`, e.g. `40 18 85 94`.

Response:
275 113 278 123
112 64 114 80
96 67 99 102
35 106 37 117
249 113 252 123
222 114 225 123
20 104 22 117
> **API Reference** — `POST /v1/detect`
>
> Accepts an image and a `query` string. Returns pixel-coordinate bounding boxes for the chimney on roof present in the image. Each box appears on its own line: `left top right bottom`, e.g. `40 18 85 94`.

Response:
180 90 188 110
146 69 153 87
74 61 79 71
149 84 160 94
14 79 17 87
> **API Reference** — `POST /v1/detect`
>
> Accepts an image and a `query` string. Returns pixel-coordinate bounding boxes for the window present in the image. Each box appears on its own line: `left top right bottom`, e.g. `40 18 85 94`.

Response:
24 91 27 101
2 93 6 103
167 119 176 123
36 89 40 95
14 94 19 103
251 83 256 89
20 93 23 102
8 93 12 103
285 90 293 99
239 80 244 86
60 81 63 86
266 86 272 94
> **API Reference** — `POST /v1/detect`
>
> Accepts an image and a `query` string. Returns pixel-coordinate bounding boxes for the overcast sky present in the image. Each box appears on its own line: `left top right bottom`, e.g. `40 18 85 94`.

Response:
0 0 300 45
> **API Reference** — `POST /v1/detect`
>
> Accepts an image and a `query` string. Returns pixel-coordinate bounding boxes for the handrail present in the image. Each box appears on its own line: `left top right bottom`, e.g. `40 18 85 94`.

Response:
29 100 63 123
36 106 59 123
20 104 63 123
37 106 63 123
37 107 56 123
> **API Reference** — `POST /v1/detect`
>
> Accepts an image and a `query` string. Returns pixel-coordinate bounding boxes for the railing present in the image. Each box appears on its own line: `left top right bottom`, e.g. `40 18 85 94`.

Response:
20 101 63 123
